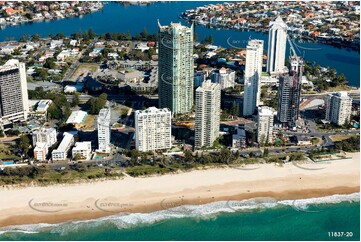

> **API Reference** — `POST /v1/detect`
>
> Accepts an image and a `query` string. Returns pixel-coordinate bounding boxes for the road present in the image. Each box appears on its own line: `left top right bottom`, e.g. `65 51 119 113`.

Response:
48 151 129 171
301 90 360 100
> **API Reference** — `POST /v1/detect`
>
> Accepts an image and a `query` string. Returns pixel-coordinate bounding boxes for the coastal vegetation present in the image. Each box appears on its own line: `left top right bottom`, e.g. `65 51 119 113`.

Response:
0 163 123 186
0 147 310 185
304 61 349 92
334 135 360 152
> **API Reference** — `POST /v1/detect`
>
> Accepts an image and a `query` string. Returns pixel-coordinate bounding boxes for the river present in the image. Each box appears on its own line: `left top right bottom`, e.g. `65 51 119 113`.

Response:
1 1 359 87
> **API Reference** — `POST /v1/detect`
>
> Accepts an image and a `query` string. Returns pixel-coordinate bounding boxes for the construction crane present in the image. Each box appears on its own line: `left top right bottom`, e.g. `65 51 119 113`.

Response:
287 34 298 59
286 34 304 76
286 34 304 127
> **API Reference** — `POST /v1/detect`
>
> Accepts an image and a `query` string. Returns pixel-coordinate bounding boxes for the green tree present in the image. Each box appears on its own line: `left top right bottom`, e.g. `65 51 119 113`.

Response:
35 68 48 80
19 135 30 156
55 32 65 40
44 58 56 69
73 153 85 161
230 103 240 117
20 34 27 42
88 28 95 39
99 93 108 101
72 92 80 107
140 27 148 39
31 34 41 42
12 48 21 55
47 103 62 120
263 148 269 157
86 95 107 114
130 149 140 164
183 150 194 163
24 13 33 20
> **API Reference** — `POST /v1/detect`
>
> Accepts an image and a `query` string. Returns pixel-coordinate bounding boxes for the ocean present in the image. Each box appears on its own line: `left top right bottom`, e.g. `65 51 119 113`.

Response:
0 1 360 86
0 193 359 241
0 2 359 240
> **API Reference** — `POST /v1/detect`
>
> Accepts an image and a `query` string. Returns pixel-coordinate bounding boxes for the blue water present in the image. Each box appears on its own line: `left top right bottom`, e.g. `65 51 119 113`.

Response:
0 194 359 241
0 2 360 87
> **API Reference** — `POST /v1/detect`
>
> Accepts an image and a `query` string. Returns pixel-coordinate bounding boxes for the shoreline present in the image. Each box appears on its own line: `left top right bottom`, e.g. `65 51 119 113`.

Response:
182 20 360 52
0 152 359 228
1 187 359 229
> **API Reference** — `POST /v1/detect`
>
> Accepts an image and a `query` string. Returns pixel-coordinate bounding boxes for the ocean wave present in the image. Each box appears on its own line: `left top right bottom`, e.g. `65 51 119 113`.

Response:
0 193 359 236
278 192 360 211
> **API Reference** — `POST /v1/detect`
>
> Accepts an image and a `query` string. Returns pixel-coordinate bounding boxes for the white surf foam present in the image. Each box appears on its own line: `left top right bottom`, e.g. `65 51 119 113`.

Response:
0 193 359 235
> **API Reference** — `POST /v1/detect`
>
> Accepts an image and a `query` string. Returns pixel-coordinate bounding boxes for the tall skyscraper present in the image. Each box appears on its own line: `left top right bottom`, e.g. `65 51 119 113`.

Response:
325 92 352 126
97 108 111 153
195 80 221 148
0 59 29 124
267 16 288 74
158 21 194 115
277 57 303 127
135 107 171 152
257 106 274 144
243 39 264 116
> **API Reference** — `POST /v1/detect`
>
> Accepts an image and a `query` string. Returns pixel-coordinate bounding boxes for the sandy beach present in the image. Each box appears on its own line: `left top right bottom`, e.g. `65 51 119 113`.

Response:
0 152 359 227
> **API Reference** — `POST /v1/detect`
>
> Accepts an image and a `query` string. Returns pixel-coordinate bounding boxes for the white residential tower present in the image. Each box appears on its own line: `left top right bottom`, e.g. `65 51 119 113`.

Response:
135 107 172 152
195 80 221 148
243 39 264 116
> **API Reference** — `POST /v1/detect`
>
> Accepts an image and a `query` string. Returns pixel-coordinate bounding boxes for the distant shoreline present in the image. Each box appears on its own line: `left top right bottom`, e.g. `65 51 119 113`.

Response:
0 152 359 228
182 18 360 52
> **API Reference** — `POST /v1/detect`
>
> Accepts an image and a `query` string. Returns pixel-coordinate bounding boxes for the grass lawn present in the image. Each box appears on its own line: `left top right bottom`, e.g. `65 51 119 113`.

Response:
330 134 354 142
311 137 322 145
327 85 352 92
82 114 96 130
70 63 99 81
0 142 21 160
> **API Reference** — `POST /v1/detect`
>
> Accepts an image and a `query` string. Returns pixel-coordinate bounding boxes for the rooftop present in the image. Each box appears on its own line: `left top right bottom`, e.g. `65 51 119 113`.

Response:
37 100 52 112
33 127 56 136
34 142 47 151
258 106 274 116
0 59 20 72
197 79 220 91
136 107 170 115
247 39 264 47
158 21 193 31
66 110 88 124
98 108 111 122
53 131 77 153
335 91 350 98
72 141 91 151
